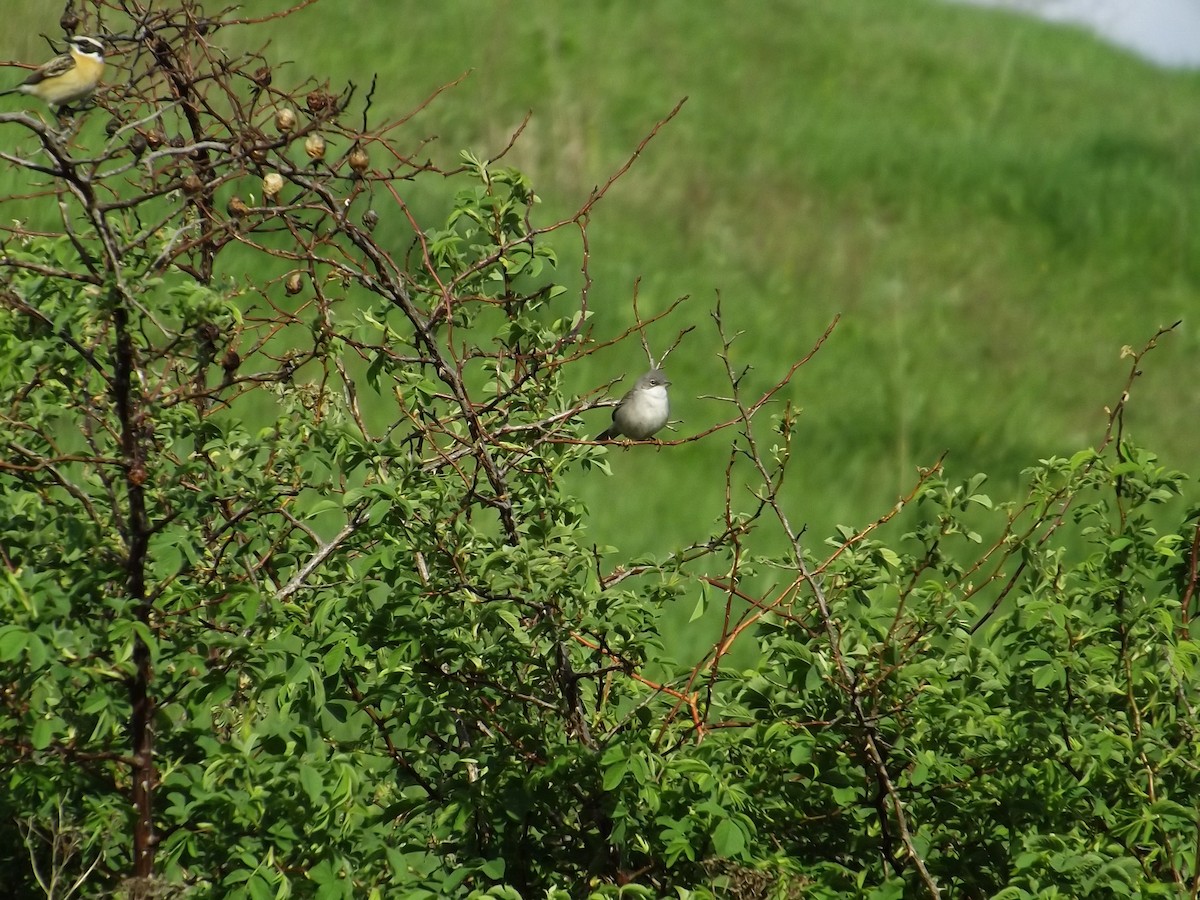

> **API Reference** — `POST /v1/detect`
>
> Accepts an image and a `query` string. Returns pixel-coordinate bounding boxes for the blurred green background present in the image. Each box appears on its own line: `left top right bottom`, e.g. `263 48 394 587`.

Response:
258 0 1198 548
3 0 1197 595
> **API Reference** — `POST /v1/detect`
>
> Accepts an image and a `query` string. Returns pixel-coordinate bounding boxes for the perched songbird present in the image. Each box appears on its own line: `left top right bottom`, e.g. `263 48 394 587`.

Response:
597 368 671 441
1 36 106 110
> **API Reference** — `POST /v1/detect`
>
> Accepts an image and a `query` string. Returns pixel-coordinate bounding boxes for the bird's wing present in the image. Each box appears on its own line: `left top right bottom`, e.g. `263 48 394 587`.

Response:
23 52 76 86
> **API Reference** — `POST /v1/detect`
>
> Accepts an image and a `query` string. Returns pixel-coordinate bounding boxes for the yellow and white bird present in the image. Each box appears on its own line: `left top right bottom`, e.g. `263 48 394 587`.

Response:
1 36 105 110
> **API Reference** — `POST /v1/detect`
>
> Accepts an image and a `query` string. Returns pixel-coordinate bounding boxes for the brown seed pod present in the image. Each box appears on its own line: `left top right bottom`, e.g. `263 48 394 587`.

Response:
129 133 147 158
306 90 329 114
274 106 297 133
285 272 304 295
145 129 164 149
226 196 249 219
261 173 284 200
361 209 379 232
60 9 80 32
182 174 203 195
347 144 369 175
195 322 220 346
253 65 272 88
169 134 185 150
304 133 326 162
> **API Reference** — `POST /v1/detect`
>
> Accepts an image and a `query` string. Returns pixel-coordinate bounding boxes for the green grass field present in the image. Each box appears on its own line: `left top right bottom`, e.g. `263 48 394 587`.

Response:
4 0 1197 585
274 0 1196 668
250 0 1200 548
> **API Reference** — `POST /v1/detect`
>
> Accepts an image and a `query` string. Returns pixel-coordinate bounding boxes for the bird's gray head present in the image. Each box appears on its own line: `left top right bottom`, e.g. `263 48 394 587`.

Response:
635 369 670 391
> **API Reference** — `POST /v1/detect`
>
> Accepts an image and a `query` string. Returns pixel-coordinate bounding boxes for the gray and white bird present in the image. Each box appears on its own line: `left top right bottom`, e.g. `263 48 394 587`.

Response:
597 368 671 441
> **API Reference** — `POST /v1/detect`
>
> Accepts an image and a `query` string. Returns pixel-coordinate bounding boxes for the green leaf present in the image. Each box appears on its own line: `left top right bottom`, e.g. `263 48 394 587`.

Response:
30 717 54 750
299 764 324 803
711 818 747 858
479 857 506 879
246 873 274 900
0 625 27 662
602 760 627 792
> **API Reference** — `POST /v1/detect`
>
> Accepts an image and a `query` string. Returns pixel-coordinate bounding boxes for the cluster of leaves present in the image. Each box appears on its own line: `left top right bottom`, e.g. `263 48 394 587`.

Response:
2 2 1199 899
721 444 1200 898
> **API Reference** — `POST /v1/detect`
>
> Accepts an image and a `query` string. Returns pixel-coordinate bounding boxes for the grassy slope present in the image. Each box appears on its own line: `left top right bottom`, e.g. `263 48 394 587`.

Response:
259 0 1200 534
269 0 1200 661
3 0 1198 607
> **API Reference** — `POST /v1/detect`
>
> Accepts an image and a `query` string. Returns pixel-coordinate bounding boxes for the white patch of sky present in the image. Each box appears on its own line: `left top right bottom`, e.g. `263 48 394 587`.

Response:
955 0 1200 67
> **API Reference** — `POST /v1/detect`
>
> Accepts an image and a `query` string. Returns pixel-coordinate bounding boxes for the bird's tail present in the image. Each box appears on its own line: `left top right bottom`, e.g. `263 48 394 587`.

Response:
595 428 617 441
